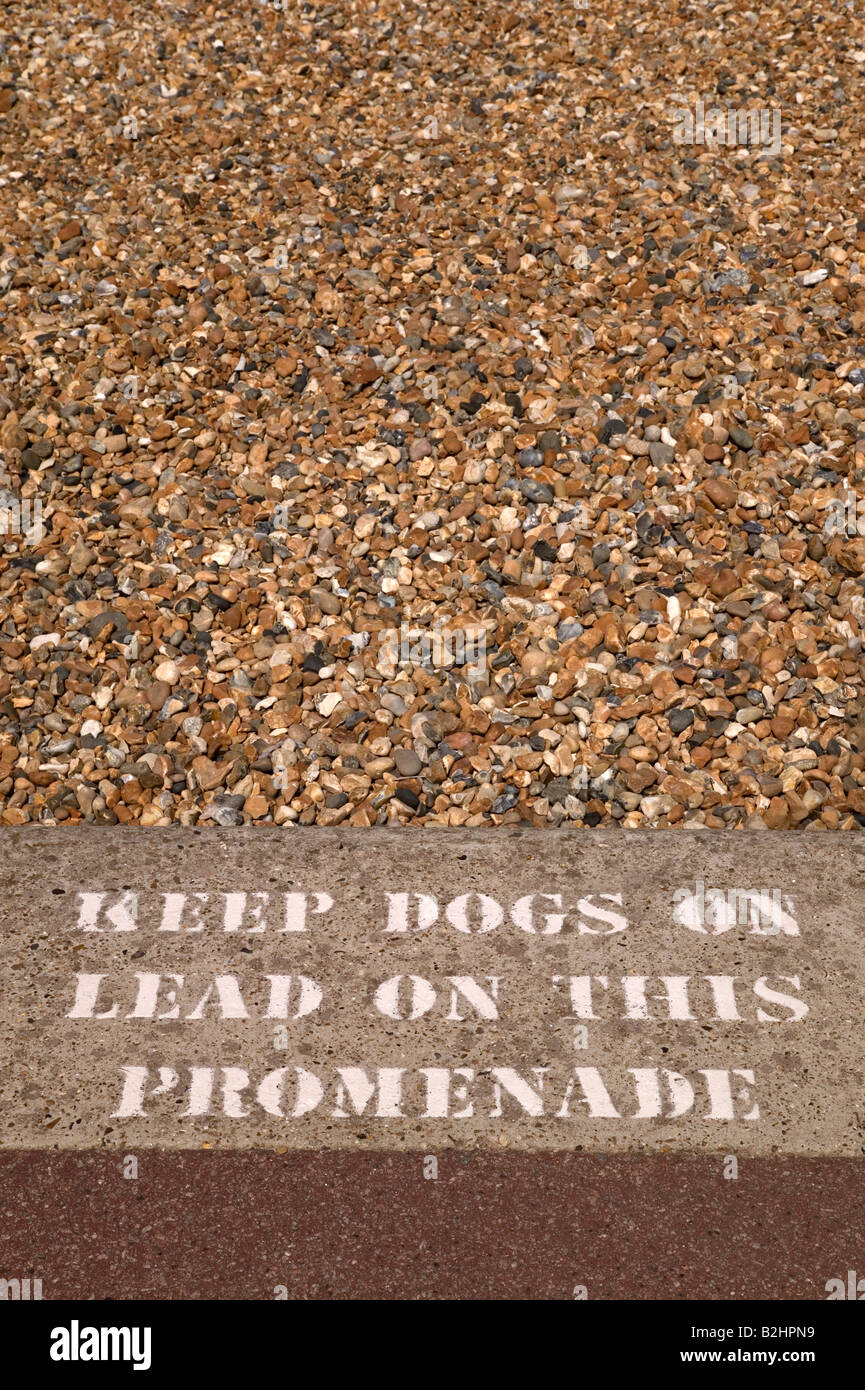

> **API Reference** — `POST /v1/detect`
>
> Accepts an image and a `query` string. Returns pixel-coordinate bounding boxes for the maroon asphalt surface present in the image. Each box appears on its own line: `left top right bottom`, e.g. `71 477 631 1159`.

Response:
1 1153 862 1300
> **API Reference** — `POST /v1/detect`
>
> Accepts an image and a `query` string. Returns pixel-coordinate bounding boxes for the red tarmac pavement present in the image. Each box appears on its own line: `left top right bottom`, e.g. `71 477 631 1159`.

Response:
1 1152 862 1300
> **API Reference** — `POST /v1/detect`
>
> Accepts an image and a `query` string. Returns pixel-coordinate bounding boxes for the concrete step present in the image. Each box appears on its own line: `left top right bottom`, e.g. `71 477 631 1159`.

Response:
0 827 861 1156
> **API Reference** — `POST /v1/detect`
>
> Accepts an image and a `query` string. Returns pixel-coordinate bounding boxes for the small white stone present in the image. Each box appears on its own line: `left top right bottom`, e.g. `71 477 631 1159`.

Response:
316 692 342 717
154 659 179 684
30 633 61 650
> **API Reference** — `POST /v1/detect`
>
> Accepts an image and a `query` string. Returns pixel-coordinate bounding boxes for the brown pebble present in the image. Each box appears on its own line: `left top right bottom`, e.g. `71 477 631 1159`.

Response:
147 681 170 710
702 478 738 509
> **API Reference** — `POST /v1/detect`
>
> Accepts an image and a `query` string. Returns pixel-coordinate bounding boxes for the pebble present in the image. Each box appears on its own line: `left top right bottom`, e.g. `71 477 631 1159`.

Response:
648 442 675 467
729 428 755 451
315 693 342 718
520 480 553 504
394 748 423 777
669 709 695 734
703 478 739 509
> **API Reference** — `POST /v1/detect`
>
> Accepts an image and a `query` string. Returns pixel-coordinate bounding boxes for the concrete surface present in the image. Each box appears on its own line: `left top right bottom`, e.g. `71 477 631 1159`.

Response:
0 828 863 1154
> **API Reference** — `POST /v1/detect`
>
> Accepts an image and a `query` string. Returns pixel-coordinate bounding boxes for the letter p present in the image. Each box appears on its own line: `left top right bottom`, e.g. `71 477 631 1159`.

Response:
111 1066 179 1118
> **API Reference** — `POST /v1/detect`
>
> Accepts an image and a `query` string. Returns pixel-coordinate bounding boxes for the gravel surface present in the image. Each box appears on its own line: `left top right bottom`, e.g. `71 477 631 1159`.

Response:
1 1 865 829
